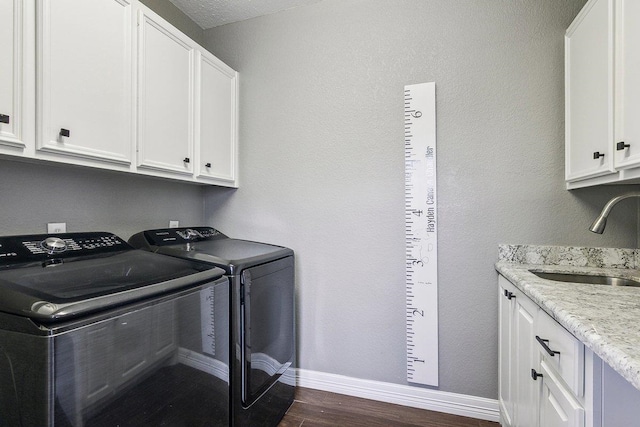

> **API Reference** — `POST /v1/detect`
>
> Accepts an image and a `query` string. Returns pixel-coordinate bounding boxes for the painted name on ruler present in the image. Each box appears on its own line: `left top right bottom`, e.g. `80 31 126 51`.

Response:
404 82 438 386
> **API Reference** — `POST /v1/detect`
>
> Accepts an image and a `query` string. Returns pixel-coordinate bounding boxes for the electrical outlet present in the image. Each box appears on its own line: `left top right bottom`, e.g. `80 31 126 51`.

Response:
47 222 67 234
169 220 179 228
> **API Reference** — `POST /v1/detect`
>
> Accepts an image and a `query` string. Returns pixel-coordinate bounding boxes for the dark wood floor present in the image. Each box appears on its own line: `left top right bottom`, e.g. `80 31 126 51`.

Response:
278 388 499 427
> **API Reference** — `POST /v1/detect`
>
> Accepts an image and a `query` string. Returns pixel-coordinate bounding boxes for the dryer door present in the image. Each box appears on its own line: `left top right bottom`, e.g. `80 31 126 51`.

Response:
240 256 294 406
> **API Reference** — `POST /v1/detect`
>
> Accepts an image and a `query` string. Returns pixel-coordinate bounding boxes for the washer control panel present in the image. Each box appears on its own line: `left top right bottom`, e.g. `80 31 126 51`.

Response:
0 232 129 264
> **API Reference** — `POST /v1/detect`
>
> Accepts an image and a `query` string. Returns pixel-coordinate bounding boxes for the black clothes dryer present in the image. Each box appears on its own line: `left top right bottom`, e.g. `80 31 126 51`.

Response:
129 227 295 427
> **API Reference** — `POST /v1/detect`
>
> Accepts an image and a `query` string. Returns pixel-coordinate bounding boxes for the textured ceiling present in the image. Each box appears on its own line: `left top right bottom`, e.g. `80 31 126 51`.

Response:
168 0 323 29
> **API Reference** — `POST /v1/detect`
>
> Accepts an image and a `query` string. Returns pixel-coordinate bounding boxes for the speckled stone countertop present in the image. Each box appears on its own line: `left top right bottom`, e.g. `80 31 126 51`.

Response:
495 244 640 392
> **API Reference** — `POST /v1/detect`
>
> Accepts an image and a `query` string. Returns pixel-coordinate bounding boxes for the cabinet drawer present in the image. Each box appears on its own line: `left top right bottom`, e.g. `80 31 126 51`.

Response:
536 310 584 396
539 359 585 427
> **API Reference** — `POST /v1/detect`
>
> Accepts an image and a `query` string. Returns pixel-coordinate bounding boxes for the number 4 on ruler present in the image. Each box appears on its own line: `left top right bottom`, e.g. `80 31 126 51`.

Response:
404 82 438 386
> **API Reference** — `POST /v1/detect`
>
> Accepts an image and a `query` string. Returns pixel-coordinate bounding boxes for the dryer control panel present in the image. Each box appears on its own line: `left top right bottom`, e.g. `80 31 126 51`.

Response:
141 227 226 247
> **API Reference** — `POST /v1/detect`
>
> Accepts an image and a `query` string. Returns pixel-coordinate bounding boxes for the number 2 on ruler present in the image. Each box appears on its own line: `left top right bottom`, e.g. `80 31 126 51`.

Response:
405 82 438 386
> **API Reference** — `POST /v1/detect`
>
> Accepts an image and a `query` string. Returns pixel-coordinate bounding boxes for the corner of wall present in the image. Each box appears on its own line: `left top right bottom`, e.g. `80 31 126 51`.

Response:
137 0 206 45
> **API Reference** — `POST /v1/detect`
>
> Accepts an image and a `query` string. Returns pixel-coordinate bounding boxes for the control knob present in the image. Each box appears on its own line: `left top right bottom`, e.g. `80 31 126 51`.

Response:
41 237 67 253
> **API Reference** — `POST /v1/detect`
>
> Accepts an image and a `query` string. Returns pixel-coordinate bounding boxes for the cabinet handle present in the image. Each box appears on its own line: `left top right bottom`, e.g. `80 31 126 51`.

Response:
183 157 190 163
504 289 516 300
531 368 543 381
593 151 605 159
59 128 70 138
0 114 9 124
535 335 560 357
205 163 211 168
617 141 630 151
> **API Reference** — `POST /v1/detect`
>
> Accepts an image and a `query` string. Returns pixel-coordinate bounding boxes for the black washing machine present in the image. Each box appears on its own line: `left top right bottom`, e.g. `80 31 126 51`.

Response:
0 231 230 426
129 227 295 427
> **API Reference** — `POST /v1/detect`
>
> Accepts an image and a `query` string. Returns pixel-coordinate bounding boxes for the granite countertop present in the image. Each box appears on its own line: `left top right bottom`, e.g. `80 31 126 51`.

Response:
495 244 640 392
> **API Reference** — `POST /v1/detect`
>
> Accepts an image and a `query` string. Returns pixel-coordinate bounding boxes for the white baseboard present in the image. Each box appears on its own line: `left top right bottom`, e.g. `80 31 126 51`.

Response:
294 369 500 423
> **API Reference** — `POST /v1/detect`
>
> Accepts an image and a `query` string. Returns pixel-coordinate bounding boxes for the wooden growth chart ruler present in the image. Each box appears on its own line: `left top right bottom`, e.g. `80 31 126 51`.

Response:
404 82 438 386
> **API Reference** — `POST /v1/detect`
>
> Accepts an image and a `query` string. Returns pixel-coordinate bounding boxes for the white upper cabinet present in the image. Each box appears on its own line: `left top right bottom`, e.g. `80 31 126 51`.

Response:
136 4 238 186
136 7 194 176
565 0 615 183
36 0 133 166
565 0 640 188
1 1 238 186
613 0 640 169
0 0 32 154
196 51 238 184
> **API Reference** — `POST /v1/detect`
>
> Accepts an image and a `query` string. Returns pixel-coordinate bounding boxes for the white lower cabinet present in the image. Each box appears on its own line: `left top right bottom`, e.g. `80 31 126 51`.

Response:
514 289 538 427
538 360 585 427
500 273 640 426
499 276 591 427
499 279 516 426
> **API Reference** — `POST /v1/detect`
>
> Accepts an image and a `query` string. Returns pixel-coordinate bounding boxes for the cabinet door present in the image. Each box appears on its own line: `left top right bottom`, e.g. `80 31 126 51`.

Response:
499 279 516 426
614 0 640 168
196 51 238 185
565 0 615 182
36 0 132 165
515 290 538 427
0 0 25 151
539 360 585 427
137 8 194 176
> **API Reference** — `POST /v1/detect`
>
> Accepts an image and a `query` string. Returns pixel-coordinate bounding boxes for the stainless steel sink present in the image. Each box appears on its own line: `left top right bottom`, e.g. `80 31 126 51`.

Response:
530 271 640 287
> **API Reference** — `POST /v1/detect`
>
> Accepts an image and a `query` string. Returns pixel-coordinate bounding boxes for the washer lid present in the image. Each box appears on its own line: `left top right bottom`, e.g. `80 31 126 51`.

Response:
0 239 223 322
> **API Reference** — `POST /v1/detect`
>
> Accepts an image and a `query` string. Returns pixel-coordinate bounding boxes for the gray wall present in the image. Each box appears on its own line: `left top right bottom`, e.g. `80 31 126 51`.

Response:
202 0 639 399
0 159 204 239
